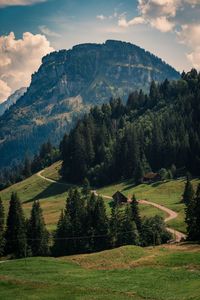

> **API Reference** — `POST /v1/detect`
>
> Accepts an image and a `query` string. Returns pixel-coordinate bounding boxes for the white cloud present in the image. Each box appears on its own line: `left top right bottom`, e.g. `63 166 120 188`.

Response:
150 16 175 32
118 16 145 28
117 0 200 69
0 0 46 7
39 25 61 37
0 32 54 102
96 11 119 22
0 80 11 103
178 24 200 69
96 15 106 21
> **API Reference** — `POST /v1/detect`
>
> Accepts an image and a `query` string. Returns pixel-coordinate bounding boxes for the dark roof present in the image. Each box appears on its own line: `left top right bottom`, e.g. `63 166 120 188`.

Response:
143 172 160 179
112 191 128 202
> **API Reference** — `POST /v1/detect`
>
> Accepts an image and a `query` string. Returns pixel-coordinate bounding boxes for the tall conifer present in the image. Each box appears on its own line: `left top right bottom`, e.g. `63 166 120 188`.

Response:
5 192 27 258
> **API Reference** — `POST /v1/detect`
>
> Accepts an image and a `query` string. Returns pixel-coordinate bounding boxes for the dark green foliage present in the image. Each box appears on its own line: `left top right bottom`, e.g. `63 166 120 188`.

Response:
0 197 5 256
52 187 171 256
131 194 142 232
82 178 91 198
53 210 72 256
5 192 27 258
27 201 49 256
120 205 139 246
23 156 32 178
182 176 194 205
141 215 172 246
185 183 200 241
109 204 123 248
0 140 60 190
61 70 200 187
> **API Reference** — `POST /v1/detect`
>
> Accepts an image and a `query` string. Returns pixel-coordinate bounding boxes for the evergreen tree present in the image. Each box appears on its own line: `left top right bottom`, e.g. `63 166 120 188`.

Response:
0 198 5 256
53 210 72 256
82 178 91 197
27 201 49 256
131 194 142 232
182 176 194 205
5 192 27 258
194 184 200 241
66 188 86 253
109 204 123 248
93 196 109 251
121 204 139 245
23 156 32 178
186 183 200 241
141 216 171 246
135 162 144 185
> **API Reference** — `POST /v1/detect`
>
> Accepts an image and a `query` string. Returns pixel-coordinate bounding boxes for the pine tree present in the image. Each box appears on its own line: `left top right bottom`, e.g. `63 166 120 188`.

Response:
135 162 144 185
121 204 139 246
131 194 142 232
195 184 200 241
109 204 123 248
23 156 32 178
182 177 194 205
82 178 91 198
186 184 200 241
66 188 86 253
53 210 72 256
5 192 27 258
27 201 49 256
0 198 5 256
93 196 109 251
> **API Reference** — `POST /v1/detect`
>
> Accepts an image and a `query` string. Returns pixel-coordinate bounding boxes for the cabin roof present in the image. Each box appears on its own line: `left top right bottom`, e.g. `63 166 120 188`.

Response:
143 172 160 179
112 191 128 202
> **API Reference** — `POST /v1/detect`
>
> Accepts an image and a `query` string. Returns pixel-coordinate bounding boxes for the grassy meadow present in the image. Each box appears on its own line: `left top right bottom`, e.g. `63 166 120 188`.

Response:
0 161 199 232
0 244 200 300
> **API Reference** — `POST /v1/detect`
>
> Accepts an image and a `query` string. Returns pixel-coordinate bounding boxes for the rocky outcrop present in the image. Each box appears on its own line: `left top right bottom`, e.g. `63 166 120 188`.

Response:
0 40 179 168
0 87 27 116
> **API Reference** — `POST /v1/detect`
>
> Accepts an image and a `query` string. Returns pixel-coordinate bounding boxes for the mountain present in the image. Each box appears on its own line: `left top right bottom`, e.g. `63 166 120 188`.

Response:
0 87 27 117
0 40 179 169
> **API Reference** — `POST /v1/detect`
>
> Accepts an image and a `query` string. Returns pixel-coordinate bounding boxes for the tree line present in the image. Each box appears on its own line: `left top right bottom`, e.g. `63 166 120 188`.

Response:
182 177 200 242
0 141 60 191
0 186 171 258
60 69 200 186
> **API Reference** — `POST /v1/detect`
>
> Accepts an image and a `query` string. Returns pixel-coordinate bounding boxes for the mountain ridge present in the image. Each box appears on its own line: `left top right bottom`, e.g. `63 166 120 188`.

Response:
0 87 27 117
0 40 180 169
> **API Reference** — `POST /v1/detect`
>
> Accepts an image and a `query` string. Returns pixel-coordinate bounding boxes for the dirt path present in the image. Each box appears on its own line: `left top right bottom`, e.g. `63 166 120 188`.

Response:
37 170 67 185
36 174 186 243
138 199 186 242
93 191 186 243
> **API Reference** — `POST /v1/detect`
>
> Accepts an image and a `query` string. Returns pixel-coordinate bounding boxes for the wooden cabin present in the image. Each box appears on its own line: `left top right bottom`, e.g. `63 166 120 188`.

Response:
142 172 161 183
112 191 128 204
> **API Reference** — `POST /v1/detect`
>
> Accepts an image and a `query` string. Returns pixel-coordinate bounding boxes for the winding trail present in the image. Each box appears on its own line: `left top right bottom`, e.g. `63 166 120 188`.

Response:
37 170 67 185
37 171 186 243
92 191 186 243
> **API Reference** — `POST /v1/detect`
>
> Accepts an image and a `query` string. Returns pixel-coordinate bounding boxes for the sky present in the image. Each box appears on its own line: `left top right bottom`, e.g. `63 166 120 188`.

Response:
0 0 200 102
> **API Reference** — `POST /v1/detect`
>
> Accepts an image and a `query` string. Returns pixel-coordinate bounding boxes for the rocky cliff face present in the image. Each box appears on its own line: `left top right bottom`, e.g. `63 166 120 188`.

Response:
0 87 27 116
0 40 179 168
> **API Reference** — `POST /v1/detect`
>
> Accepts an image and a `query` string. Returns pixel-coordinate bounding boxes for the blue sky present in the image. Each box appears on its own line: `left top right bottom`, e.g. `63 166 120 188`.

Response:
0 0 200 102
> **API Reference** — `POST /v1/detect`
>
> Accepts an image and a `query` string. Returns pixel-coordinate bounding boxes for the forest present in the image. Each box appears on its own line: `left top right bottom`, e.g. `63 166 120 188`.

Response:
61 69 200 186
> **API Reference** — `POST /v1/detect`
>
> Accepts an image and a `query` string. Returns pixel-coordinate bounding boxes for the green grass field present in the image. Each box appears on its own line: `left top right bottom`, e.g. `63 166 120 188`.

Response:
0 243 200 300
97 178 200 233
0 161 199 233
0 163 70 230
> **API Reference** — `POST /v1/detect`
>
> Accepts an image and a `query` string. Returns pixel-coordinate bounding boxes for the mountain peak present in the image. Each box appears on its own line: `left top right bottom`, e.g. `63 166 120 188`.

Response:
0 40 180 168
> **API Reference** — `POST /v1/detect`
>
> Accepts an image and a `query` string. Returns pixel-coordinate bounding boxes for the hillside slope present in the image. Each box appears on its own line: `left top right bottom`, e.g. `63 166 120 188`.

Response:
0 87 27 117
0 40 179 169
0 244 200 299
1 161 199 232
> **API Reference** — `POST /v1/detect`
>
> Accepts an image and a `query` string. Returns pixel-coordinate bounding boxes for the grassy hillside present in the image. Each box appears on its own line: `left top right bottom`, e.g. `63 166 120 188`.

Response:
0 243 200 300
0 162 70 230
0 161 199 232
98 178 200 233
